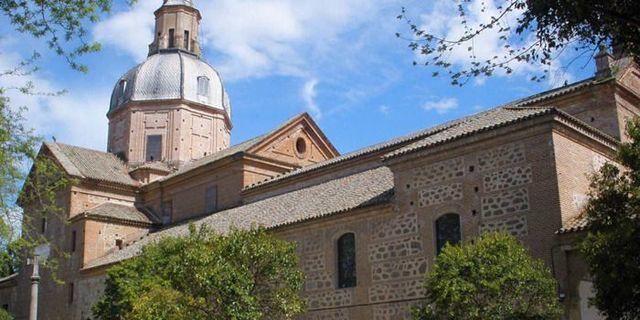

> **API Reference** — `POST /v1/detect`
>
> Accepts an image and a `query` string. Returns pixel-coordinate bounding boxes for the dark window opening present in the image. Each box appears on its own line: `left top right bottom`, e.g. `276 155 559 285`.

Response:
115 239 123 250
168 29 175 48
118 80 127 95
146 135 162 162
197 76 209 96
68 283 74 305
205 185 218 213
71 230 76 252
337 233 356 288
2 304 8 310
162 200 173 224
41 217 47 234
184 30 190 50
295 138 307 155
436 213 461 255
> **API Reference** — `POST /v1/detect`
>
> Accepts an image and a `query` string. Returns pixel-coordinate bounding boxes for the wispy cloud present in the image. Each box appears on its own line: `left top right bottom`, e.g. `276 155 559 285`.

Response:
93 0 157 62
378 105 390 115
417 0 575 86
302 78 321 119
0 38 109 150
422 97 458 114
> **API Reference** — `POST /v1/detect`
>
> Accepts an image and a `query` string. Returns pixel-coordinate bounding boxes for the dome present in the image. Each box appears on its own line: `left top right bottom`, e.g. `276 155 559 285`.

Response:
162 0 194 7
109 51 231 118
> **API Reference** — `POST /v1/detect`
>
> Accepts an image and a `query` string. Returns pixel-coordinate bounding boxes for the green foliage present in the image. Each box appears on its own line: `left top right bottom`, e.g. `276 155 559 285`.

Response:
93 225 305 320
0 66 72 277
0 0 136 72
399 0 640 86
413 232 562 320
0 308 13 320
580 118 640 319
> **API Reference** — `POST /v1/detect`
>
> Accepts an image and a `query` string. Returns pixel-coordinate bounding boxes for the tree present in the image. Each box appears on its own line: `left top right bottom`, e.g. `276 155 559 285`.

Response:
93 225 305 320
0 0 133 277
398 0 640 85
413 232 562 320
0 0 134 72
580 118 640 319
0 309 13 320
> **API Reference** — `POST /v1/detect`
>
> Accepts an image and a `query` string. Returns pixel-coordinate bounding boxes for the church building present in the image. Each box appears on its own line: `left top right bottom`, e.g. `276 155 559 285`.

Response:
1 0 639 319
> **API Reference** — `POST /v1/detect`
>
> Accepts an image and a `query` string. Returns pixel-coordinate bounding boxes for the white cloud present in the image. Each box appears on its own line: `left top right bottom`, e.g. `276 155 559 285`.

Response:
417 0 578 87
423 97 458 114
0 39 109 150
93 0 389 79
302 78 321 119
93 0 157 62
378 105 390 115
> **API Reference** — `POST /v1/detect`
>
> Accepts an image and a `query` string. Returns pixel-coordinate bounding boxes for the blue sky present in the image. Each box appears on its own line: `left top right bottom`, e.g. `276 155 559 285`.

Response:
0 0 595 155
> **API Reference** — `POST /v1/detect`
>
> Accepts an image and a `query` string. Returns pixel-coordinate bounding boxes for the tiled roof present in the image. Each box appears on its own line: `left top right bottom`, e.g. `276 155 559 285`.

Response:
244 118 463 190
244 78 610 192
506 77 606 107
82 203 155 225
557 214 589 234
159 135 265 181
46 142 137 186
129 162 174 173
84 166 394 269
385 107 556 159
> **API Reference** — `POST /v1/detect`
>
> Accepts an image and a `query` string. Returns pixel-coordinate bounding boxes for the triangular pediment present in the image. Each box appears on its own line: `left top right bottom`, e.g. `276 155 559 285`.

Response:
247 113 339 167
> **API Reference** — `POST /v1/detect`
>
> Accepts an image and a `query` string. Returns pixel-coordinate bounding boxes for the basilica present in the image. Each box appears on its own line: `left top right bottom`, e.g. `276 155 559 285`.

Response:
1 0 639 319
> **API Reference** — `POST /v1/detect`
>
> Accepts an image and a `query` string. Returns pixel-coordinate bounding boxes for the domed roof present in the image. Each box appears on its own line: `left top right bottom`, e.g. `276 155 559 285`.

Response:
109 51 231 118
162 0 194 7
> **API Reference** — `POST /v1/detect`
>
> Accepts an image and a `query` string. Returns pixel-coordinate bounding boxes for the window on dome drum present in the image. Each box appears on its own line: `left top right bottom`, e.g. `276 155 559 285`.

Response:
184 30 190 50
145 135 163 162
168 28 175 48
337 233 356 288
205 185 218 213
198 76 210 96
436 213 461 255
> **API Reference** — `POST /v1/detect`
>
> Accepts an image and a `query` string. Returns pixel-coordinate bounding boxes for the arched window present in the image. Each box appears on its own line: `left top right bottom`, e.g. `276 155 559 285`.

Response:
337 233 356 288
197 76 209 96
436 213 461 254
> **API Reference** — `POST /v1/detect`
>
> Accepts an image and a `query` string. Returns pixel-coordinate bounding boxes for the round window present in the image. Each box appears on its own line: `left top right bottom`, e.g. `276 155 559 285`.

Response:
295 138 307 156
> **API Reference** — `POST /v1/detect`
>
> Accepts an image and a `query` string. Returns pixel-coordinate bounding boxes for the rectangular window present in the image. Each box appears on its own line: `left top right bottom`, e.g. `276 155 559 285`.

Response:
146 135 163 162
71 230 76 252
197 76 209 96
68 283 74 305
168 29 175 48
205 185 218 213
162 200 173 224
41 217 47 234
184 30 190 50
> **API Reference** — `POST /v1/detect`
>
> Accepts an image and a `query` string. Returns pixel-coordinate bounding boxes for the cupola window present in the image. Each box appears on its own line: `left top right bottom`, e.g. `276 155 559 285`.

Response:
168 29 175 48
198 76 210 96
184 30 190 51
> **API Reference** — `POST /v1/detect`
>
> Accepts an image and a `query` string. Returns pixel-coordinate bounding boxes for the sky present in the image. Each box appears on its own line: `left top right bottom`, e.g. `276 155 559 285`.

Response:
0 0 595 155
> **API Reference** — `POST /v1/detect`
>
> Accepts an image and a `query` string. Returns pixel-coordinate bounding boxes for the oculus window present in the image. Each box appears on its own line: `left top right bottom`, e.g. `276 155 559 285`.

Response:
337 233 356 288
436 213 461 254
